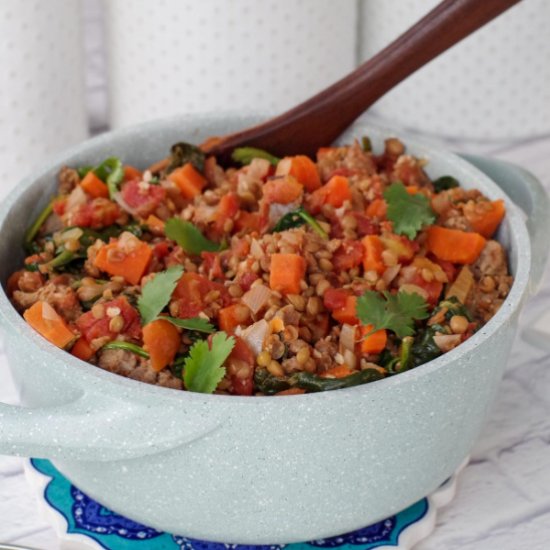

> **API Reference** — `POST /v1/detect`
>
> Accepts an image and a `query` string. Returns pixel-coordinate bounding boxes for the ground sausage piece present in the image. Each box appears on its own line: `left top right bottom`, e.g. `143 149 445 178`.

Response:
98 348 138 377
473 240 508 277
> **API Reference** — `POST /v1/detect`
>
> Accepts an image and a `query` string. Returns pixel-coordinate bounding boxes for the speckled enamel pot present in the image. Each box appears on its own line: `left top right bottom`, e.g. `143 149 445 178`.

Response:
0 115 548 544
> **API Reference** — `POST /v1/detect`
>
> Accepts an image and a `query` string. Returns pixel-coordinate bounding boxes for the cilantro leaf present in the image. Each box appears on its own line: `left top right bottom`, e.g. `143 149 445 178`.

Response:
183 332 235 393
232 147 280 167
163 316 215 334
384 182 436 240
165 218 222 256
356 289 430 338
137 265 184 325
272 206 328 239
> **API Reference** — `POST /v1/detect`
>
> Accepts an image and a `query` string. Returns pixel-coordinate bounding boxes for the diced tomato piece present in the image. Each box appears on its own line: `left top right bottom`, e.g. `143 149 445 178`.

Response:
69 199 120 229
432 257 457 283
212 193 240 237
121 179 166 218
201 251 224 280
76 297 141 344
123 165 142 182
226 336 255 396
237 271 259 292
353 212 380 237
331 296 359 325
173 273 229 318
52 197 67 216
332 240 364 271
234 211 262 233
323 288 350 311
153 241 171 260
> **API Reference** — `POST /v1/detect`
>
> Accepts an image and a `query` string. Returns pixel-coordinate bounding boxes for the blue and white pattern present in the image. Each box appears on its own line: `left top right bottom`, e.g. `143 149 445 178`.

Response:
28 458 440 550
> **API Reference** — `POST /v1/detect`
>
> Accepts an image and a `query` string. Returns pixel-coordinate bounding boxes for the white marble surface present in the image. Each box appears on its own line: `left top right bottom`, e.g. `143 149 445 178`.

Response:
0 134 549 549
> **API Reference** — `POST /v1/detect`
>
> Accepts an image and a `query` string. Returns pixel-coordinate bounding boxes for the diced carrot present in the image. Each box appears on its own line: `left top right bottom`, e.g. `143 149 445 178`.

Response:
218 303 251 334
80 171 109 199
234 210 262 233
263 175 303 204
275 388 306 396
71 336 94 361
24 301 76 349
276 155 321 192
94 237 152 285
310 175 351 211
360 324 387 354
123 165 142 182
269 253 306 295
331 295 359 325
146 157 170 174
143 319 180 372
362 235 385 275
426 226 487 264
322 365 355 378
405 186 419 194
366 198 387 219
168 162 207 199
145 214 165 234
464 199 506 238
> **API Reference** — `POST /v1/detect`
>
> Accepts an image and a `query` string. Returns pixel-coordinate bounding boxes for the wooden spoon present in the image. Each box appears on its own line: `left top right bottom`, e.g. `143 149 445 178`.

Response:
203 0 521 162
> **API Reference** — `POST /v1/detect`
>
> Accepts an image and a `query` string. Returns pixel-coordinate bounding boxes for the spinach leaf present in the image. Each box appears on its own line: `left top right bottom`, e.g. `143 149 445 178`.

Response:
433 176 459 193
272 207 328 239
410 327 442 368
289 369 385 392
166 142 206 173
232 147 280 167
254 368 290 395
164 218 222 255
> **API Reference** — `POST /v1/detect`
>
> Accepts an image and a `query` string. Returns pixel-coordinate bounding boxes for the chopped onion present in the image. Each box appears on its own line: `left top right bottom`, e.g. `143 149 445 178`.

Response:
65 185 87 212
236 319 269 355
399 283 429 300
339 323 356 354
382 264 401 286
433 334 462 352
268 200 301 227
41 301 59 321
445 266 474 303
242 283 271 315
113 192 140 217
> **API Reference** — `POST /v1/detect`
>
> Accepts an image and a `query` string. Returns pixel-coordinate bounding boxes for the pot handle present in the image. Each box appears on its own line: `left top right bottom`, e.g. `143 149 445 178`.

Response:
461 154 550 294
0 391 222 462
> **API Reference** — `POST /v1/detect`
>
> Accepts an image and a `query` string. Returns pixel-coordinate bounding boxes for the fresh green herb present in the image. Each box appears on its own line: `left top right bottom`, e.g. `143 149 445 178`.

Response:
183 332 235 393
102 341 150 358
410 327 442 368
434 296 474 323
272 206 328 239
397 336 414 372
164 218 222 255
289 369 385 392
166 142 206 173
254 368 291 395
161 316 215 334
98 223 145 241
48 249 77 269
356 289 430 338
24 199 54 248
383 182 436 240
137 265 184 325
379 349 399 373
232 147 280 167
77 165 94 178
433 175 459 193
361 136 372 152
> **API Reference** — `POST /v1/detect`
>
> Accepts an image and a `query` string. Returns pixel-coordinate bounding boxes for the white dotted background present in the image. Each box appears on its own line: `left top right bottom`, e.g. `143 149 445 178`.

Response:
105 0 358 128
0 0 88 197
360 0 550 141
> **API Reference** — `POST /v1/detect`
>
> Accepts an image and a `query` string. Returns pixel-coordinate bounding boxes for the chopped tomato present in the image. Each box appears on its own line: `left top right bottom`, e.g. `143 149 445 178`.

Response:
212 193 240 237
323 288 351 311
201 251 224 280
69 199 120 229
52 197 67 216
431 257 457 283
226 336 255 396
76 297 141 344
173 273 229 318
237 271 259 292
332 240 364 271
153 241 171 260
234 211 262 233
121 179 166 218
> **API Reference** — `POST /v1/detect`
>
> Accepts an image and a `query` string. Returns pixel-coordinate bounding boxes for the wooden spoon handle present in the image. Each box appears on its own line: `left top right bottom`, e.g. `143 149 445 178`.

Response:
207 0 521 160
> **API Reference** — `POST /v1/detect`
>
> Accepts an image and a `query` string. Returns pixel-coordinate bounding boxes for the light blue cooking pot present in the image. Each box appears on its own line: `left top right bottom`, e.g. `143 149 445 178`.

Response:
0 115 547 544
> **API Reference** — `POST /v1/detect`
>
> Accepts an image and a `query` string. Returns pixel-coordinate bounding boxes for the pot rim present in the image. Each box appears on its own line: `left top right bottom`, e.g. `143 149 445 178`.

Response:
0 112 531 405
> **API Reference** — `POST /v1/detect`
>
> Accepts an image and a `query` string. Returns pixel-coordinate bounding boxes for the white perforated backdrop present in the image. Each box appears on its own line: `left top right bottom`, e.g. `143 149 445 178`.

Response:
0 0 88 198
105 0 358 128
359 0 550 141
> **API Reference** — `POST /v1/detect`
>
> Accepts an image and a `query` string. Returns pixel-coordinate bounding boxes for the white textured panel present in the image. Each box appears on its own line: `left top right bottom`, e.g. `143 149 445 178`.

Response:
105 0 358 128
0 0 88 199
359 0 550 141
